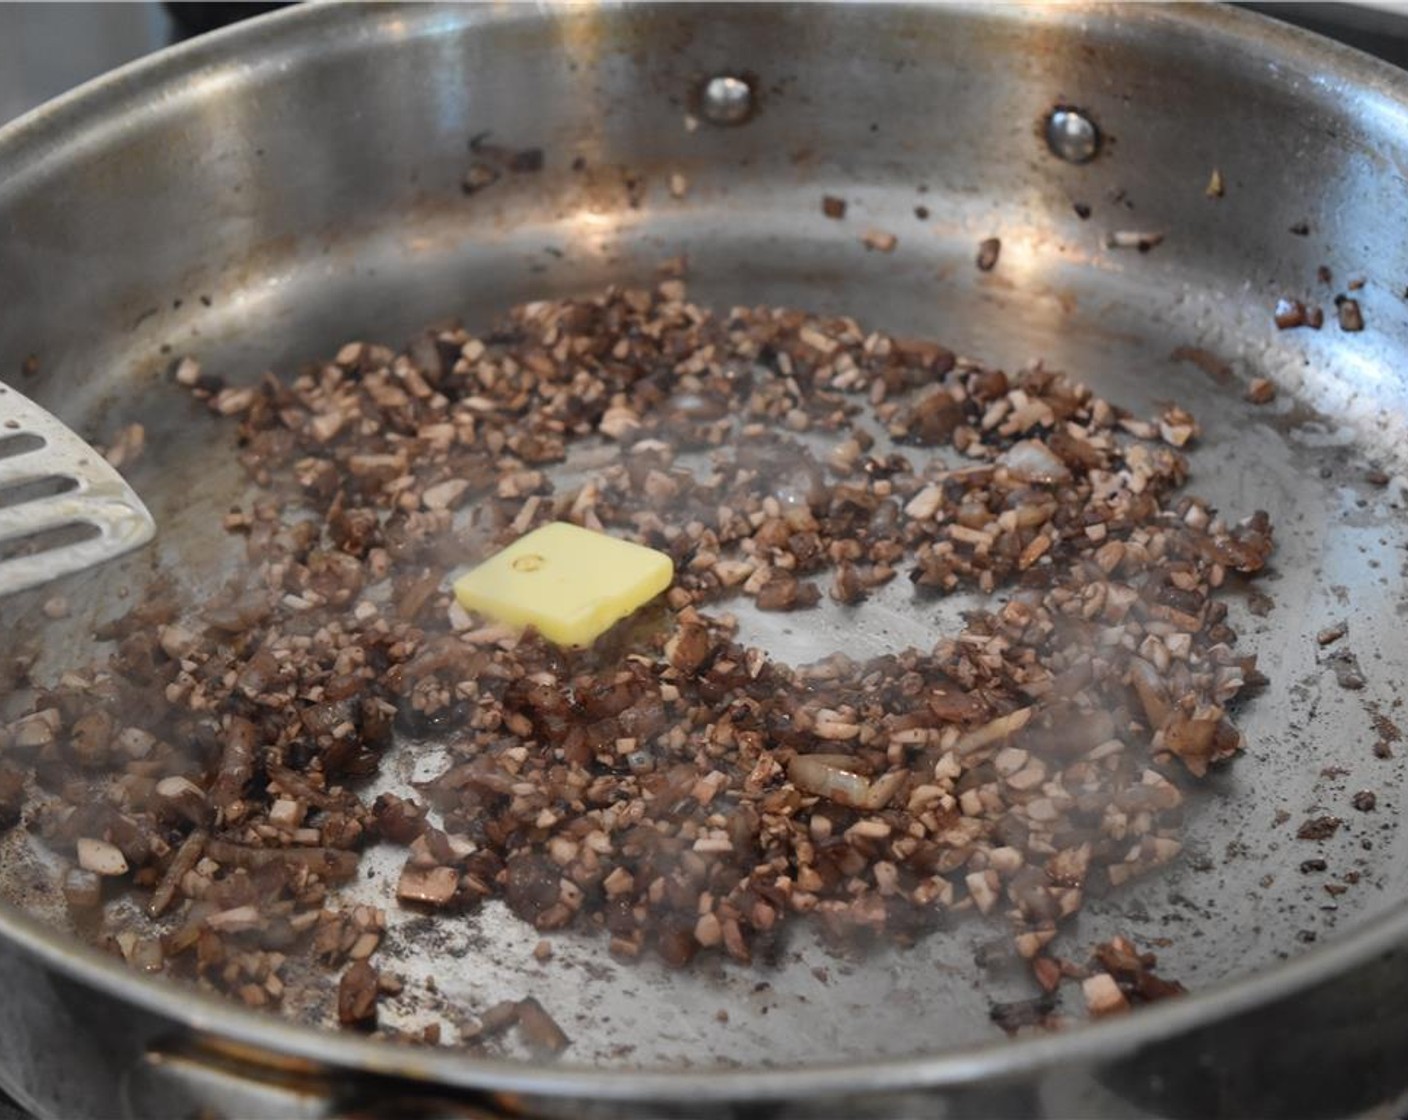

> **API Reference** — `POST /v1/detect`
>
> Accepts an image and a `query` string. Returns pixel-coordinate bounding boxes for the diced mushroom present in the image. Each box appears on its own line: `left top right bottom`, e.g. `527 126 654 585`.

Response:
397 865 460 907
1083 971 1130 1016
62 868 103 911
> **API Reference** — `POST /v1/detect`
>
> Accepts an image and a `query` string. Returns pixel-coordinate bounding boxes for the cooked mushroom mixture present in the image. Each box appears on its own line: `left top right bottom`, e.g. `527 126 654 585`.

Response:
1 276 1272 1028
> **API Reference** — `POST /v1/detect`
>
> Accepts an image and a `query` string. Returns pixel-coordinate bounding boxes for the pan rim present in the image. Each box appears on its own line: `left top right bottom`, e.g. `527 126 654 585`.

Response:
2 0 1406 1100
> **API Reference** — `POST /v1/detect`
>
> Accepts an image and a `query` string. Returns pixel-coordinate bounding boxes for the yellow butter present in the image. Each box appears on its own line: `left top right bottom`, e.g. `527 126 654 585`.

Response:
453 522 674 648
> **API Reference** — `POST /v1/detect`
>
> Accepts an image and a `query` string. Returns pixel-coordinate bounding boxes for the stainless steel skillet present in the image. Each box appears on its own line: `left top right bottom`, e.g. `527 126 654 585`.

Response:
0 3 1406 1117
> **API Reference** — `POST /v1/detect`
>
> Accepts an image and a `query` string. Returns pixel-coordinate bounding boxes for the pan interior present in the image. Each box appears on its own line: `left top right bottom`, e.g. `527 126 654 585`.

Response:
0 1 1405 1075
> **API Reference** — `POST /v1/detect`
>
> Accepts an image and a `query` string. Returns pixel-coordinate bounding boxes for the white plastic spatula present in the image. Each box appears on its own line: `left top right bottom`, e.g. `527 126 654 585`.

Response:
0 381 156 596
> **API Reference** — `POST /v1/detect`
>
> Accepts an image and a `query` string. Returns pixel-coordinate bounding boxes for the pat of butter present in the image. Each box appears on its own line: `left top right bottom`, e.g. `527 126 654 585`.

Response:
453 522 674 648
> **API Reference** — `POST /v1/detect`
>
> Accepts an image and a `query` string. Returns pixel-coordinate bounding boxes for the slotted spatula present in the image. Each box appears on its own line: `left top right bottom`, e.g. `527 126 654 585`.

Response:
0 381 156 596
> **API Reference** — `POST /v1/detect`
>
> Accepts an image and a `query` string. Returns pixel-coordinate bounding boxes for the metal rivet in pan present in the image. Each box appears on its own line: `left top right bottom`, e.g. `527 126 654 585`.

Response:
700 75 755 126
1045 106 1100 163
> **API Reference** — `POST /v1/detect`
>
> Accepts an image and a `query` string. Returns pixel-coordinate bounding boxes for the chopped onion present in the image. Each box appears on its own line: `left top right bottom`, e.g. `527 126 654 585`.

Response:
788 754 872 807
953 707 1033 755
205 904 262 933
999 440 1072 485
861 769 907 811
1128 658 1170 728
76 837 128 877
155 776 204 801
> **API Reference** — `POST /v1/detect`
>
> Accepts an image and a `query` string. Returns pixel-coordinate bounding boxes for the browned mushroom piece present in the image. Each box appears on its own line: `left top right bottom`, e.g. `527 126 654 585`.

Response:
337 960 380 1028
